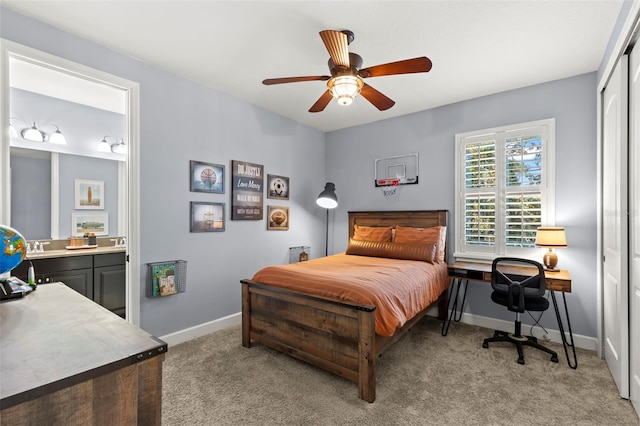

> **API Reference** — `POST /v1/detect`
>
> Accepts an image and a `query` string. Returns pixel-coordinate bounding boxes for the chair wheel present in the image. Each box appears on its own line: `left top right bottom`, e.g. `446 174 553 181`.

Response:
551 355 559 363
517 358 525 365
482 341 489 349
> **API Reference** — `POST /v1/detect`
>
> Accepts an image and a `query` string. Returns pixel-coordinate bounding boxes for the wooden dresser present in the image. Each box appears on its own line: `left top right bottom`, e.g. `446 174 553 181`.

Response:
0 283 167 425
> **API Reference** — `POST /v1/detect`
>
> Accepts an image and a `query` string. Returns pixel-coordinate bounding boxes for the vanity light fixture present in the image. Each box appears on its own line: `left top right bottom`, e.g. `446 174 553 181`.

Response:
21 122 46 142
8 117 26 138
10 118 67 145
110 139 127 155
42 124 67 145
97 136 112 153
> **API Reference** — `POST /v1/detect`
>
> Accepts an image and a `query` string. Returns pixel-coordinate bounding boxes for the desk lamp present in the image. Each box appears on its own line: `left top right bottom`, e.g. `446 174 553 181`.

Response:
535 227 567 272
316 183 338 256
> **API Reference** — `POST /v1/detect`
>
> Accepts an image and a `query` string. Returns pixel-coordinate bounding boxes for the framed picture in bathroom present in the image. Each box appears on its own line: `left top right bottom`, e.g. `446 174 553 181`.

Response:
75 179 104 209
72 213 109 236
190 201 225 232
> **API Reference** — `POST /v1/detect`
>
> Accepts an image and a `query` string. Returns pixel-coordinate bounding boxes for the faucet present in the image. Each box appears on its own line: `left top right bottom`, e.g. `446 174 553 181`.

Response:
39 241 49 252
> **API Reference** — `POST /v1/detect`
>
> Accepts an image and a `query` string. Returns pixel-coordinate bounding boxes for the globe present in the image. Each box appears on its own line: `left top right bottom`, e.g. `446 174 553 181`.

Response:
1 225 27 275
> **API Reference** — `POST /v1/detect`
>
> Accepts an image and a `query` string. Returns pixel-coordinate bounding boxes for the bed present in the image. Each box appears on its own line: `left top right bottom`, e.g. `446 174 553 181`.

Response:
240 210 450 402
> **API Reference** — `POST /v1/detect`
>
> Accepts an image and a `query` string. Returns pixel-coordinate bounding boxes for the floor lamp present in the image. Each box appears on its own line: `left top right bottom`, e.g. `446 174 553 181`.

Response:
316 182 338 256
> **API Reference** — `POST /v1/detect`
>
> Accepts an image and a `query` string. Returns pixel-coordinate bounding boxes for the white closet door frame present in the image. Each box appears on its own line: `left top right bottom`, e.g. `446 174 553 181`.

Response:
629 42 640 415
602 55 629 399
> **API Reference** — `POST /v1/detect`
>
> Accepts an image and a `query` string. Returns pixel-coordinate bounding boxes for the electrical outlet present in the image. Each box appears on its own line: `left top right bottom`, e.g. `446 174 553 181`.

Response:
542 334 550 342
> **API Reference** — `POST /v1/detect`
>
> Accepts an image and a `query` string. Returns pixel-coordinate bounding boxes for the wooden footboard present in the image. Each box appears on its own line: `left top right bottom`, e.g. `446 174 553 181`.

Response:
241 279 448 402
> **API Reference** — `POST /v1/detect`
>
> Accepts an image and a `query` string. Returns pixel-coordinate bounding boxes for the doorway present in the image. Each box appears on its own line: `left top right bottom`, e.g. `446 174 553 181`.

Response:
0 39 141 325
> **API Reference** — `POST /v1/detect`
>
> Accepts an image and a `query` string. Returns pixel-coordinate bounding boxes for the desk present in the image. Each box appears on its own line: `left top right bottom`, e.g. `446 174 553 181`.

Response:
445 261 577 369
1 283 167 424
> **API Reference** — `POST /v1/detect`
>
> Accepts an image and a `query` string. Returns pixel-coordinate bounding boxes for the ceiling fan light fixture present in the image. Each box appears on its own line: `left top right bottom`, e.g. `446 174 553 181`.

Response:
327 75 363 106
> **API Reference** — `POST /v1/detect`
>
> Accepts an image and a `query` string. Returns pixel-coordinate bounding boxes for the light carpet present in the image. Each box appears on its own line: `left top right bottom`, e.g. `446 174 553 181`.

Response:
162 319 639 425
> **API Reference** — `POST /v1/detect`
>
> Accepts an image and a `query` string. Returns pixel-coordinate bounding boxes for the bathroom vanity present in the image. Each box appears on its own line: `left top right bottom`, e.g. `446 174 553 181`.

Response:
12 245 126 317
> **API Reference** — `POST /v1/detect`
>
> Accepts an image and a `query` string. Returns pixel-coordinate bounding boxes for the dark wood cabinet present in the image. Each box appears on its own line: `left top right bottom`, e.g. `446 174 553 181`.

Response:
51 268 94 299
13 252 126 316
94 253 126 317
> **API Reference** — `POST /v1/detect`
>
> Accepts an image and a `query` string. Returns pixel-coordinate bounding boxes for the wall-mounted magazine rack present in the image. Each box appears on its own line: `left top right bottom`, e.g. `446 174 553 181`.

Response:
146 260 187 297
289 246 310 263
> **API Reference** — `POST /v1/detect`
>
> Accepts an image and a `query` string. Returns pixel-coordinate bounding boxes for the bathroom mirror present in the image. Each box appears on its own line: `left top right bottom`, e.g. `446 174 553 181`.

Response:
8 58 126 241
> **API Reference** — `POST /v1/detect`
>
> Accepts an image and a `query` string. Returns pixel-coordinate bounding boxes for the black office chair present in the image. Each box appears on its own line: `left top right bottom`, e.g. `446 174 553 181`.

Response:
482 257 559 365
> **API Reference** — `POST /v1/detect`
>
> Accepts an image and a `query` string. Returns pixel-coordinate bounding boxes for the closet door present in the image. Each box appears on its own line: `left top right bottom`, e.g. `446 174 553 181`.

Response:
602 55 629 398
629 44 640 414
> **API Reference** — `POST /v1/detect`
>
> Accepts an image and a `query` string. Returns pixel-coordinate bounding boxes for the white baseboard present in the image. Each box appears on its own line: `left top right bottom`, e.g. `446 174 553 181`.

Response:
440 311 598 352
159 312 241 347
160 309 597 353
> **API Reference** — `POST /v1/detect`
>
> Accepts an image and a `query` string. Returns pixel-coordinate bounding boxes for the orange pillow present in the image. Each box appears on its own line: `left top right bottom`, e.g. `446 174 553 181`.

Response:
353 225 393 242
394 226 446 263
345 239 436 263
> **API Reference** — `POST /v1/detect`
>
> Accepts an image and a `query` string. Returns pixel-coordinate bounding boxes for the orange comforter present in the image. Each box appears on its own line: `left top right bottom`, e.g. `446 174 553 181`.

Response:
251 253 450 337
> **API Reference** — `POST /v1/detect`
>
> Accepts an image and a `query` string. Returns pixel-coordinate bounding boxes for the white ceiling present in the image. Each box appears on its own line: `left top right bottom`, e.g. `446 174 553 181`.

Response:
1 0 624 132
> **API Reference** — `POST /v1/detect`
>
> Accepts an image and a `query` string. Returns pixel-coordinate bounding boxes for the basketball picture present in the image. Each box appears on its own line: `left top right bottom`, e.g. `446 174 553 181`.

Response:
190 161 224 193
267 174 289 200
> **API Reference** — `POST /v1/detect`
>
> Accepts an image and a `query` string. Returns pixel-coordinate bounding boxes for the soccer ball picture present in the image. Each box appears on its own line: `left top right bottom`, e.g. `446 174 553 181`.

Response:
272 179 285 195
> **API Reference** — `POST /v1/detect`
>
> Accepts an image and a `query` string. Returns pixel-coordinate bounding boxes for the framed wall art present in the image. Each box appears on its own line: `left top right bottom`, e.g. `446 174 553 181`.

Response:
190 161 225 193
190 201 225 232
231 160 264 220
75 179 104 209
72 213 109 236
267 205 289 231
267 174 289 200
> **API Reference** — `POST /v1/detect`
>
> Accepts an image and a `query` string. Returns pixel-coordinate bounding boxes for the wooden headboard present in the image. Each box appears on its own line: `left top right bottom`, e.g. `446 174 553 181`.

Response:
348 210 449 261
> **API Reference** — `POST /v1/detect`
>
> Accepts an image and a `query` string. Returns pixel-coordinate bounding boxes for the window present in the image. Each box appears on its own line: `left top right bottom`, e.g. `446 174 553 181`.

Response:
454 118 555 261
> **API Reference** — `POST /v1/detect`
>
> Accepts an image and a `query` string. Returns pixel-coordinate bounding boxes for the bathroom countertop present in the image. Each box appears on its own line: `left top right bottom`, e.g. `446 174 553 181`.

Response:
26 245 126 259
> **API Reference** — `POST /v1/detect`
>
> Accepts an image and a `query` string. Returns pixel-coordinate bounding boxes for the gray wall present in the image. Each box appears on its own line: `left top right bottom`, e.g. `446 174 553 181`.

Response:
10 152 51 240
1 7 327 336
326 73 598 337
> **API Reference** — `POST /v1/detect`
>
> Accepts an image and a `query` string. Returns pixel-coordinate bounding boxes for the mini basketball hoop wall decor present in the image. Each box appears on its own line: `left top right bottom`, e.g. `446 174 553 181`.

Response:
375 153 418 198
378 177 401 198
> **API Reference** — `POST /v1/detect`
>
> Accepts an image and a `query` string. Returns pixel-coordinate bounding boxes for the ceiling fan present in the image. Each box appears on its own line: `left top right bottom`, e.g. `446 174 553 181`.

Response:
262 29 432 113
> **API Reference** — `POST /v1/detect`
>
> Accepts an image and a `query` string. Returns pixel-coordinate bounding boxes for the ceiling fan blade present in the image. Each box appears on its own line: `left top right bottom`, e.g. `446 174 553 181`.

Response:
309 90 333 113
319 30 350 68
360 83 395 111
359 57 432 78
263 76 330 85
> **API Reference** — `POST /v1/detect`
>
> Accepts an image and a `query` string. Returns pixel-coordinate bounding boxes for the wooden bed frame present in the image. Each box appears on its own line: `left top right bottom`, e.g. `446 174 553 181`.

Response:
241 210 449 403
